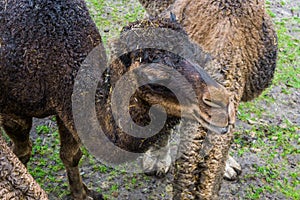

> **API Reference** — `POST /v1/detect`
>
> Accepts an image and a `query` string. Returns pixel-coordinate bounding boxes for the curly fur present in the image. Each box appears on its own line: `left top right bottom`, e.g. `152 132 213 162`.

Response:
139 0 278 102
1 0 102 199
0 135 48 199
138 0 278 199
0 1 233 199
99 17 233 154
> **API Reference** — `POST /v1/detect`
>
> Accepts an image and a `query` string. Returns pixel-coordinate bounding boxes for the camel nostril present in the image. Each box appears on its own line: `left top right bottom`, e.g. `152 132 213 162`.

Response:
203 97 222 108
221 125 233 134
221 127 229 134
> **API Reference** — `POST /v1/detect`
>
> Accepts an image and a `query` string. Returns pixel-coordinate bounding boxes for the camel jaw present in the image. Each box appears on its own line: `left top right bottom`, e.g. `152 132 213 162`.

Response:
190 111 233 135
183 100 235 135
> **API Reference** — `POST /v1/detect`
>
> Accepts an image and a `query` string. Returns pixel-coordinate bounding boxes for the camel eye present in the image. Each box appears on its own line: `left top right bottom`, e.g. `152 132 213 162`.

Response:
203 98 222 108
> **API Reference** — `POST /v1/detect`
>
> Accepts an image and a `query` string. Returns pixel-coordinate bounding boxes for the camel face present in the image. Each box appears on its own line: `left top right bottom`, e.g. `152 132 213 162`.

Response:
127 51 234 135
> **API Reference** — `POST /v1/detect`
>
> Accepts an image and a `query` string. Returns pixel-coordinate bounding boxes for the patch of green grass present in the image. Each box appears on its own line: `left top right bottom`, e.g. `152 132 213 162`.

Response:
131 177 137 185
280 0 286 6
51 116 56 121
110 183 119 192
236 12 300 199
273 17 300 89
235 122 300 199
103 194 110 200
86 0 145 46
28 127 66 196
245 184 264 199
252 166 300 200
268 9 276 18
36 125 51 134
94 164 108 173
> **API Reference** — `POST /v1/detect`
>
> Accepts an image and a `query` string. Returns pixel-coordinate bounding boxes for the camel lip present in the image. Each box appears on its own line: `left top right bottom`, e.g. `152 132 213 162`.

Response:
138 92 232 135
199 118 231 134
191 111 231 134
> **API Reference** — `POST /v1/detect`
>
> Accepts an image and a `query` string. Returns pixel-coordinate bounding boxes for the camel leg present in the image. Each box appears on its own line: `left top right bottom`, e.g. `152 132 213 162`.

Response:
143 135 241 181
143 129 180 177
56 116 86 199
197 133 234 200
56 116 103 200
1 114 33 165
143 141 172 177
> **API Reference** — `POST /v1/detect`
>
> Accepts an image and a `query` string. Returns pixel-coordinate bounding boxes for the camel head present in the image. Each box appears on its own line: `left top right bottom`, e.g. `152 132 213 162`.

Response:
125 49 236 135
109 18 235 135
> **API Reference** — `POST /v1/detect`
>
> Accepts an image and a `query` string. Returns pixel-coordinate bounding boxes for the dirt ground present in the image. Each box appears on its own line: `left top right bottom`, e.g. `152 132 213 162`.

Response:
5 0 299 199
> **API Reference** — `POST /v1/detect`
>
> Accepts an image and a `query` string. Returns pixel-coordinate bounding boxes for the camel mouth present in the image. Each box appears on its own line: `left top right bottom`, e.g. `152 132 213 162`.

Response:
194 114 232 134
188 97 235 135
136 87 233 135
190 108 232 135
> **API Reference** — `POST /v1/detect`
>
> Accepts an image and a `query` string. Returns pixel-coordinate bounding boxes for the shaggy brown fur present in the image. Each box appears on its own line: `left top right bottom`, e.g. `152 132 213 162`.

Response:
139 0 278 199
170 0 277 102
0 1 234 199
171 1 277 198
139 0 277 102
100 19 235 198
0 134 48 199
0 0 102 199
97 18 234 158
